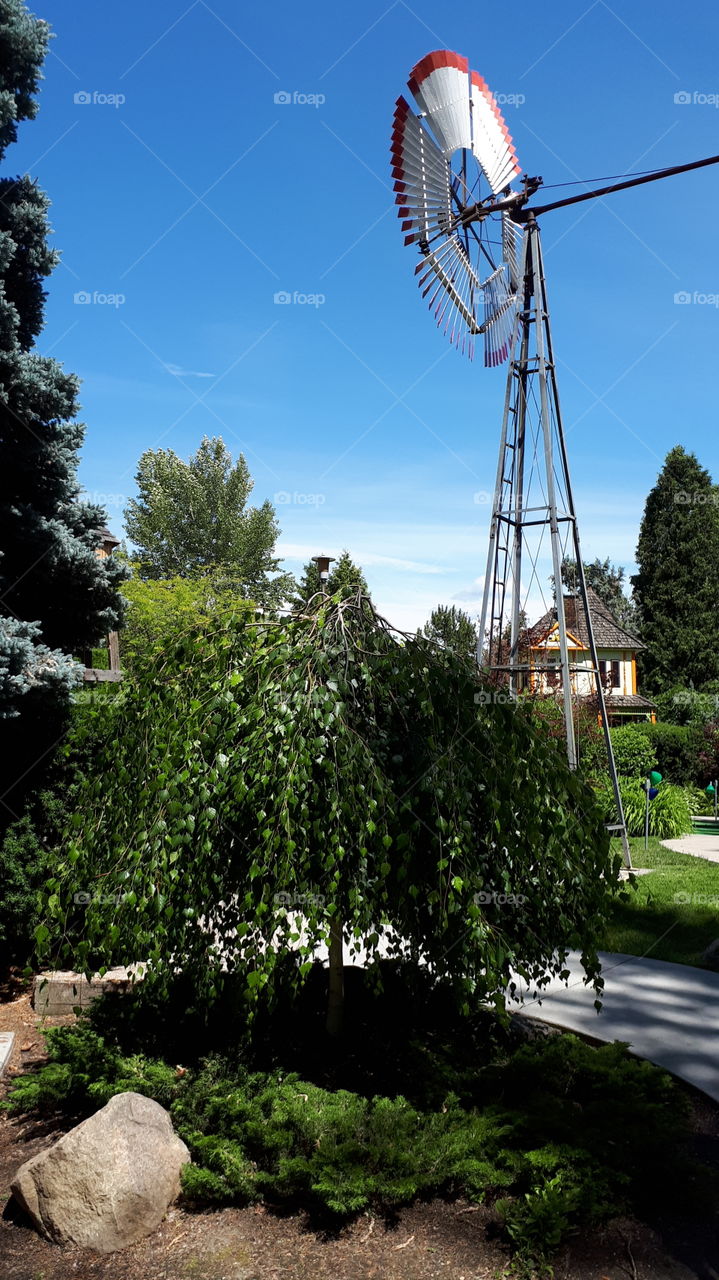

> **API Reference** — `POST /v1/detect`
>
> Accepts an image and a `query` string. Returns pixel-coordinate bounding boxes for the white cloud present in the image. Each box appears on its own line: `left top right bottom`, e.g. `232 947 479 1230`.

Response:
277 542 447 575
163 362 215 379
452 576 485 603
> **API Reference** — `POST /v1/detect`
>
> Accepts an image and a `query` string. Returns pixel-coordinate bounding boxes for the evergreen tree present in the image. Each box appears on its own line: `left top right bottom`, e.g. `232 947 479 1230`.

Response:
124 436 294 610
561 557 638 632
293 550 369 610
422 604 477 660
294 558 321 606
632 446 719 694
0 1 124 816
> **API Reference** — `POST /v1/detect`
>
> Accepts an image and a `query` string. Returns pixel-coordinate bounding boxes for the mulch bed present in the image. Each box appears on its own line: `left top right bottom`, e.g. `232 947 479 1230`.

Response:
0 989 713 1280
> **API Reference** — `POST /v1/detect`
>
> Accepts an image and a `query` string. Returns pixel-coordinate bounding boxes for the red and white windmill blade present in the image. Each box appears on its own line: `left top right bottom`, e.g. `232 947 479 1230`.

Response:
392 50 522 364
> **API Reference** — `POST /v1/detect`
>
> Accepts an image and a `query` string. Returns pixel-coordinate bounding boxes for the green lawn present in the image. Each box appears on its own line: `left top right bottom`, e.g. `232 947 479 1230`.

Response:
599 837 719 967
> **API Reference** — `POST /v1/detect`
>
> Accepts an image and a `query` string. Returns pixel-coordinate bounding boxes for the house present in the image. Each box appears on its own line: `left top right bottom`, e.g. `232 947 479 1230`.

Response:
524 587 655 725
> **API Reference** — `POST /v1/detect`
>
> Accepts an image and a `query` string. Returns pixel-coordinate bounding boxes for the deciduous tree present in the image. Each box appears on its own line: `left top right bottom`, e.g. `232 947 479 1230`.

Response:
40 593 618 1037
124 436 294 610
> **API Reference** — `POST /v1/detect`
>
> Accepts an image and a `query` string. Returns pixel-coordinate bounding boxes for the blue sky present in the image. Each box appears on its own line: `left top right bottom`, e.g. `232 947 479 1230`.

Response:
17 0 719 629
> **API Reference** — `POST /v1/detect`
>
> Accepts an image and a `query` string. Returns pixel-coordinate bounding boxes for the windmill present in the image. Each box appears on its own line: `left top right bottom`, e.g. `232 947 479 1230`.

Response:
392 49 719 868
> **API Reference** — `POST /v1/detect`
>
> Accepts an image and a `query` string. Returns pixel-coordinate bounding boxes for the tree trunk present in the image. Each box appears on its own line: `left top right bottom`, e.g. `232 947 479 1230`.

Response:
326 913 344 1037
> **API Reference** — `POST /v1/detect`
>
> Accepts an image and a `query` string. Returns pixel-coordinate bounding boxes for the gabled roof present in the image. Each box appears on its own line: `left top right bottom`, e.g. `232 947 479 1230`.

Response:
528 587 643 651
95 526 120 548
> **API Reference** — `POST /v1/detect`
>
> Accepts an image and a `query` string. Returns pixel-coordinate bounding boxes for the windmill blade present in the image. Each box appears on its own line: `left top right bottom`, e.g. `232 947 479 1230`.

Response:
502 214 523 291
415 235 483 346
470 72 522 194
479 264 518 367
407 50 473 156
392 97 454 247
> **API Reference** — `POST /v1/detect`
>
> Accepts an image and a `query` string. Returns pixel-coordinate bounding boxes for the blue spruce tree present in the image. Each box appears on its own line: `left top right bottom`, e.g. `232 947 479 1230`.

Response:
0 1 125 820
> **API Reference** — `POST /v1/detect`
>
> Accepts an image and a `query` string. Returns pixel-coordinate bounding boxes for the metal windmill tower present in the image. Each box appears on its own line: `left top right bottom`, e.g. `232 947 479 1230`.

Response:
392 49 719 868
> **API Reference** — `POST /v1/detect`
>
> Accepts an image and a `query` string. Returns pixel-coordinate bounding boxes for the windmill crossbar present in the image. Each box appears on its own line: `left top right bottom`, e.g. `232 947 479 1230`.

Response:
460 152 719 228
495 514 575 528
485 664 612 673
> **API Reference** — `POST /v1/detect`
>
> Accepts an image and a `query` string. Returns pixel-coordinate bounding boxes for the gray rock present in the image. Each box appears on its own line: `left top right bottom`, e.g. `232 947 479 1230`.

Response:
11 1091 190 1253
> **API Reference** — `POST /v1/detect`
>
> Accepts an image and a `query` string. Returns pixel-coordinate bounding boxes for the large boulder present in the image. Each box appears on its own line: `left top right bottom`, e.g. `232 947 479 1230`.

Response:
11 1091 190 1252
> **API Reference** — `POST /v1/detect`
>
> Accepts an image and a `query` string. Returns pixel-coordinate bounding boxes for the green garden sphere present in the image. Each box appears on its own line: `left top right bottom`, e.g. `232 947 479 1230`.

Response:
649 770 663 786
707 783 716 796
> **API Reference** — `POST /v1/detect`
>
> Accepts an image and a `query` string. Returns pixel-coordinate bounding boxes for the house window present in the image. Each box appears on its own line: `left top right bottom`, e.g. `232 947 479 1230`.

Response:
599 660 621 690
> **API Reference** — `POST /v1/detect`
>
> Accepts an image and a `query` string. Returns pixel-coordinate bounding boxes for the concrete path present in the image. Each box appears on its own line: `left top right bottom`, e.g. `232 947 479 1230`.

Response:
510 951 719 1102
0 1030 15 1078
664 832 719 862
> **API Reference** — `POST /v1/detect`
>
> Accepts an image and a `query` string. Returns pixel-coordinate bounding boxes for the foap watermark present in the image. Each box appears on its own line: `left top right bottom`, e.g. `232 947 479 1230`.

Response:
274 90 325 107
674 290 719 306
74 290 125 308
673 490 719 506
474 689 517 705
83 490 127 510
473 490 493 505
74 891 130 906
274 490 325 507
74 89 125 108
474 889 527 906
274 290 325 307
673 690 719 710
674 90 719 107
673 892 719 906
273 891 326 908
494 92 526 107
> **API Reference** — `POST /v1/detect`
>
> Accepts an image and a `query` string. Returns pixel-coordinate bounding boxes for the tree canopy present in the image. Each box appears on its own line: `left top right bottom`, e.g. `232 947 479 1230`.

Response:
561 557 637 633
39 591 618 1032
119 569 255 672
422 604 477 661
0 0 49 156
633 446 719 694
124 436 294 610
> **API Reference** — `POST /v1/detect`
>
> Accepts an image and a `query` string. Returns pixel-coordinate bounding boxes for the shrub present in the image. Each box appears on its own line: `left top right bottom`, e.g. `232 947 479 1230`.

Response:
5 1021 708 1269
596 778 692 838
633 722 702 786
177 1071 516 1214
489 1033 688 1190
119 569 255 673
0 1024 177 1115
653 686 719 727
498 1171 583 1274
696 722 719 788
0 695 121 972
0 803 53 971
684 785 716 817
608 725 657 779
